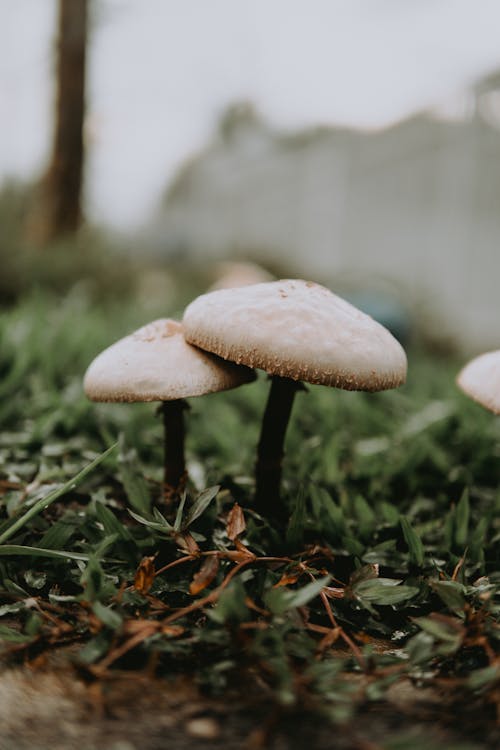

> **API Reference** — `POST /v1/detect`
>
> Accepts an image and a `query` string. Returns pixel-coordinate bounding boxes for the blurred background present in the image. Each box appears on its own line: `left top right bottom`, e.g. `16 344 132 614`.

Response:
2 0 500 352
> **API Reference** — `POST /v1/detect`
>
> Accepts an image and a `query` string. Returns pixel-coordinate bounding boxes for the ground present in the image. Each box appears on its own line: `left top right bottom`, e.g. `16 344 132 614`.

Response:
0 280 499 750
0 655 497 750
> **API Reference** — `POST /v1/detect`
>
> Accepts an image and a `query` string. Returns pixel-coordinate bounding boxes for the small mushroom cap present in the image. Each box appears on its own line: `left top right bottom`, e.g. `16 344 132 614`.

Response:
84 319 256 403
209 261 274 291
456 350 500 414
183 279 407 391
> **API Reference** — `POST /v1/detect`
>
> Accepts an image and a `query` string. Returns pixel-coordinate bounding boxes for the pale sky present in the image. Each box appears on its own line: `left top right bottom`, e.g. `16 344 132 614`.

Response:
2 0 500 229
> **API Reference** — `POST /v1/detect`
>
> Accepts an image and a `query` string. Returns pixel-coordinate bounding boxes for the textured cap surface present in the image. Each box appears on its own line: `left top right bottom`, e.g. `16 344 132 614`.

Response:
183 279 407 391
457 350 500 414
84 319 255 402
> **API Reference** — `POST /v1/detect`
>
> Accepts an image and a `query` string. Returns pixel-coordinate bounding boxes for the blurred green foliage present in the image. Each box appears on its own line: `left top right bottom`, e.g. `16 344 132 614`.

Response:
0 180 213 308
0 182 138 304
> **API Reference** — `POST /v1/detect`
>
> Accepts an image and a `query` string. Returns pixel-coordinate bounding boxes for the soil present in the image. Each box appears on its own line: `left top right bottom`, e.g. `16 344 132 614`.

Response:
0 657 497 750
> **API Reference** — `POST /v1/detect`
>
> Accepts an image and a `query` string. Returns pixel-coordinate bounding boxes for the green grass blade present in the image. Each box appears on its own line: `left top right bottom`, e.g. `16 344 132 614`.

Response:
400 516 425 567
118 436 152 516
454 488 470 548
0 444 117 545
182 485 220 529
0 545 91 561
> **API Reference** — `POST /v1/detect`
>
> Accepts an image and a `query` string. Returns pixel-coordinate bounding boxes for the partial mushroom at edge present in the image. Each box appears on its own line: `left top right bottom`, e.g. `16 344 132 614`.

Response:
456 349 500 414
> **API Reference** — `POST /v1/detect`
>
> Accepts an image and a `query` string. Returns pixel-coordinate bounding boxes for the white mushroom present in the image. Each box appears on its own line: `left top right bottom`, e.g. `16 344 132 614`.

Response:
208 261 274 291
183 280 407 512
84 319 255 502
456 350 500 414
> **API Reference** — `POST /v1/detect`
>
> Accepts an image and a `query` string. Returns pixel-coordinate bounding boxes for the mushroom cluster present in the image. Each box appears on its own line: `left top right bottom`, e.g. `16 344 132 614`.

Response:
84 280 407 516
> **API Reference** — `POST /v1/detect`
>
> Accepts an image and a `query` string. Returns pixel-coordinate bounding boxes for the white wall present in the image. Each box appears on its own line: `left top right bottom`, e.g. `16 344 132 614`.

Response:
151 108 500 351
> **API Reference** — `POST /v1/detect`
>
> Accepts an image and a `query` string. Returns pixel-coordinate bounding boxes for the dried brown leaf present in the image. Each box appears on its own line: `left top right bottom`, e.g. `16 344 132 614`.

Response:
175 532 200 556
223 548 256 562
161 624 184 637
244 596 269 617
134 556 156 594
323 586 345 599
226 503 246 541
235 538 252 554
88 612 102 634
274 573 299 588
189 555 220 595
123 618 160 637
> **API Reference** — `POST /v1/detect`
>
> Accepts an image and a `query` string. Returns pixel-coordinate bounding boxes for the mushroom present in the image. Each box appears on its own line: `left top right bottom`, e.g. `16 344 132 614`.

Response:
456 350 500 414
84 319 255 503
208 261 274 291
182 279 407 513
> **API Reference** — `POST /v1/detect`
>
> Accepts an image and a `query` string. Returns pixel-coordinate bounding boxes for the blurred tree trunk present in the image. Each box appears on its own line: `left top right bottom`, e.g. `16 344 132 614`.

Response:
29 0 88 245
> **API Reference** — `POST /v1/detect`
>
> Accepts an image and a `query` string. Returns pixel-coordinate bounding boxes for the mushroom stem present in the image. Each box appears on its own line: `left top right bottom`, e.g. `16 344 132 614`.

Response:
161 399 188 505
254 376 304 514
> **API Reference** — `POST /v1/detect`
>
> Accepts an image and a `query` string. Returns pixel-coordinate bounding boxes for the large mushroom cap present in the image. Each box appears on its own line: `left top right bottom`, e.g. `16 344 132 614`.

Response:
183 279 407 391
84 319 255 403
456 350 500 414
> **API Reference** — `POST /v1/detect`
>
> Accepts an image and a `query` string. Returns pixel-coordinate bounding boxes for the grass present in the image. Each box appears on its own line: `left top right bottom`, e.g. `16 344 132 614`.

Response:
0 286 499 739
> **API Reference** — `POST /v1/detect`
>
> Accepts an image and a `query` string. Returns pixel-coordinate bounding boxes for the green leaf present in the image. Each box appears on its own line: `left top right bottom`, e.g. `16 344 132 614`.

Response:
353 495 376 540
118 437 152 516
0 444 117 545
251 628 296 706
209 579 248 624
80 555 105 602
349 563 379 587
405 631 435 665
94 499 133 542
24 612 43 636
128 509 172 533
288 575 332 608
413 615 463 644
467 665 500 690
310 486 345 537
0 602 28 617
443 509 454 551
0 545 91 561
182 486 219 528
469 516 488 565
93 533 120 560
353 578 419 605
286 489 306 547
400 516 425 567
38 519 77 550
431 580 467 615
0 624 34 644
341 535 365 557
173 491 188 532
78 632 112 664
264 576 331 615
454 488 470 548
378 501 400 526
92 601 123 631
413 615 464 656
153 507 173 529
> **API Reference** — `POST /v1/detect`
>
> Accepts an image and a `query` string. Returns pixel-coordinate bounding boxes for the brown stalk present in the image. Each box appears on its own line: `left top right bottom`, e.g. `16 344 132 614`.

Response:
319 589 366 669
254 376 305 514
161 399 188 504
